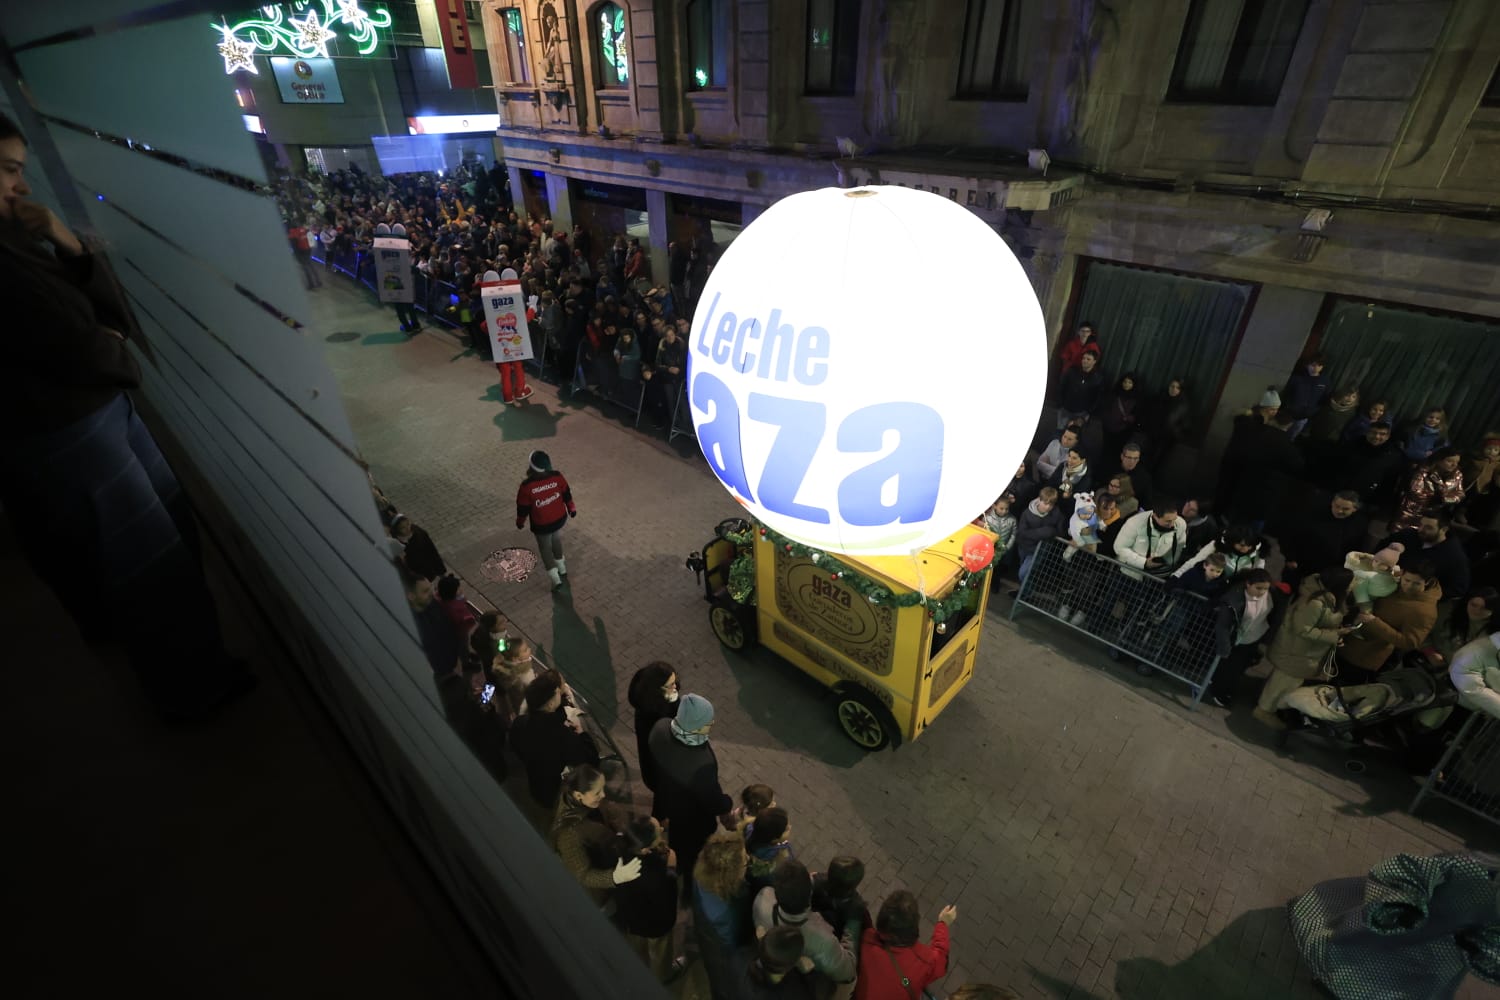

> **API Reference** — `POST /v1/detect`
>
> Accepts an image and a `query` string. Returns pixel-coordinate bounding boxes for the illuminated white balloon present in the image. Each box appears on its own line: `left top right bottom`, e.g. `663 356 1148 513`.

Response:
687 185 1047 555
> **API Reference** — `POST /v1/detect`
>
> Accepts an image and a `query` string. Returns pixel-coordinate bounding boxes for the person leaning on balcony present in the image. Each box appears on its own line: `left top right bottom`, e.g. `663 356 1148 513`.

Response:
0 111 254 721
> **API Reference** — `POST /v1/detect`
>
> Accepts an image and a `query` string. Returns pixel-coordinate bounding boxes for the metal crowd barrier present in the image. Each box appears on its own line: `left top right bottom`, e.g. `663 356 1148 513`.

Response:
1009 536 1224 707
1410 711 1500 829
312 243 463 330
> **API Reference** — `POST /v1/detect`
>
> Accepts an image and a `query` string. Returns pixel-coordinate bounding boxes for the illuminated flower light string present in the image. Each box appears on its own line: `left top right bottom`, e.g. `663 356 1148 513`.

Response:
721 522 988 624
213 0 392 74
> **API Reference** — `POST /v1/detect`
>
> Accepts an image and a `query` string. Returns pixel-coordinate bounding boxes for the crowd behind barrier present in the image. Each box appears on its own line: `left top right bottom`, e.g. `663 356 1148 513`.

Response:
285 162 1500 996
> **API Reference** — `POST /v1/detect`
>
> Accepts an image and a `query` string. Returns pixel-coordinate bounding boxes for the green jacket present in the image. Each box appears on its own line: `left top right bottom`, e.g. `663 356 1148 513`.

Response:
1268 574 1345 680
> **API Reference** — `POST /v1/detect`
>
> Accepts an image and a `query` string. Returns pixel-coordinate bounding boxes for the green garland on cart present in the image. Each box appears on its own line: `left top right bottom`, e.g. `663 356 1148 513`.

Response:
722 522 989 624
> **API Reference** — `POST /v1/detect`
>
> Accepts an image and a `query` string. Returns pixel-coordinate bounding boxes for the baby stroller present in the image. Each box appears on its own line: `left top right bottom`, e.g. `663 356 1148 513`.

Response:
1281 660 1459 752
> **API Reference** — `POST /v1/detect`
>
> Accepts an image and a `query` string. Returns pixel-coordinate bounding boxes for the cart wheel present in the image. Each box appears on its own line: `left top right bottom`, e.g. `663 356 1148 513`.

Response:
709 604 753 651
835 688 891 751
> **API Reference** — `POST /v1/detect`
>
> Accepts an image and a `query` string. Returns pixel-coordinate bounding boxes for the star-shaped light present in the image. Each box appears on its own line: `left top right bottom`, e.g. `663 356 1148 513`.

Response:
291 8 336 58
336 0 371 30
216 26 259 74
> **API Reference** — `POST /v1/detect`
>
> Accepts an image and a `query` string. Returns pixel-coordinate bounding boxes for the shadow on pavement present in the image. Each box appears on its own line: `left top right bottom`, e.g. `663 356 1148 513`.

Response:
360 331 407 346
1109 907 1320 1000
540 587 618 725
491 403 565 441
718 644 869 769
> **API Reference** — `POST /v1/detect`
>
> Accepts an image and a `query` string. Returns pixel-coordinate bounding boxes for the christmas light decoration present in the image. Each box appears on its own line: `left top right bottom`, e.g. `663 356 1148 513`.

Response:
211 0 391 74
217 29 259 73
290 8 335 57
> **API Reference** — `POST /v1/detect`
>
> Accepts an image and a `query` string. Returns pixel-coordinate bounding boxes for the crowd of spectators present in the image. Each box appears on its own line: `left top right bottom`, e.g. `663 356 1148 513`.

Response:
275 159 711 425
374 467 1002 999
986 325 1500 743
322 164 1498 996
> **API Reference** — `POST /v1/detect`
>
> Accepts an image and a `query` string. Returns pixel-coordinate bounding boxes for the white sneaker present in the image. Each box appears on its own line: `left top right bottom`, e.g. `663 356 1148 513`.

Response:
547 567 562 590
556 557 567 577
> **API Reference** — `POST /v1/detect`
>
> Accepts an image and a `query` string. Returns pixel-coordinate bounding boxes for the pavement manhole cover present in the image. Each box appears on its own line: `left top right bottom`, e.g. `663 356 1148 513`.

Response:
481 547 539 583
325 330 362 343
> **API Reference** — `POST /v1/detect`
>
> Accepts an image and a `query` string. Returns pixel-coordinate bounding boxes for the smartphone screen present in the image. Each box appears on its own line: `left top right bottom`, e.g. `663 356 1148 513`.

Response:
481 683 496 704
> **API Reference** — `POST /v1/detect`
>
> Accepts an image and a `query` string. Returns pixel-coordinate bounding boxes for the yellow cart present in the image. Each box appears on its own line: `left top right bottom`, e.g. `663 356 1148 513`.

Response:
688 517 997 750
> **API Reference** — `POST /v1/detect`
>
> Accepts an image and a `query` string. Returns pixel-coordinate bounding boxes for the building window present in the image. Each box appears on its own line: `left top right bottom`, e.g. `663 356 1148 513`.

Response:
687 0 730 90
1168 0 1310 105
806 0 860 95
1483 65 1500 107
498 7 531 84
595 2 629 88
956 0 1041 100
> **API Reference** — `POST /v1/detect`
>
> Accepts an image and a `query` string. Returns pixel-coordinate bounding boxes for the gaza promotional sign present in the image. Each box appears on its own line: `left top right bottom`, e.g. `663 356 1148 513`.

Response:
373 236 412 303
687 186 1046 556
480 279 535 363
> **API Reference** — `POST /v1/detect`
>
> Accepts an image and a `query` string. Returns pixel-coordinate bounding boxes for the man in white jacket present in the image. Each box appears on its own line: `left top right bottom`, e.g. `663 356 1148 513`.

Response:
1114 498 1189 577
1450 632 1500 721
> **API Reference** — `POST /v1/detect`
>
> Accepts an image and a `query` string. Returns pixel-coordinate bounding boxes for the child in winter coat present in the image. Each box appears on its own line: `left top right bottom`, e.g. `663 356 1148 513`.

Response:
978 495 1018 560
1016 488 1063 584
1066 492 1101 554
1345 543 1404 610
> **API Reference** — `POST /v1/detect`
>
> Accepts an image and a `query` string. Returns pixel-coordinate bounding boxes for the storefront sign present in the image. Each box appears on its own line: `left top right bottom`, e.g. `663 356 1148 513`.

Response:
844 167 1008 223
271 57 345 104
438 0 480 89
373 236 412 303
688 185 1047 555
480 278 535 363
572 179 647 211
407 114 500 135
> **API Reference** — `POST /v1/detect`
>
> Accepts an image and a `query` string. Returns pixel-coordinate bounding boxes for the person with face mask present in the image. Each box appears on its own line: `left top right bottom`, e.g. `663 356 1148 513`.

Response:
627 661 681 810
648 693 734 904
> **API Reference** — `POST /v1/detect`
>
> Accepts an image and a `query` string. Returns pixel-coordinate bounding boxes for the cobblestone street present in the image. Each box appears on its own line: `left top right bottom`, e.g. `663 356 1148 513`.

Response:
315 283 1494 1000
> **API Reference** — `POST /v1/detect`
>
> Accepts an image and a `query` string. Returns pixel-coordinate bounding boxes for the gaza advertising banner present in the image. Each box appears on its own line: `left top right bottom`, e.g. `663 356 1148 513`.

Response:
373 236 413 303
480 279 534 363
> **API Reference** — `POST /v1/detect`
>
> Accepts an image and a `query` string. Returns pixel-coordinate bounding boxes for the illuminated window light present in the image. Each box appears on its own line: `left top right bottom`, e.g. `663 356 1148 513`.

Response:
243 114 265 134
694 68 708 88
212 0 392 75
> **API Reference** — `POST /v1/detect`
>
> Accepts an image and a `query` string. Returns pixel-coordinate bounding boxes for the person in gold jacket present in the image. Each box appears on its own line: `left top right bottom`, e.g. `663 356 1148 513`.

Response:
1337 560 1443 677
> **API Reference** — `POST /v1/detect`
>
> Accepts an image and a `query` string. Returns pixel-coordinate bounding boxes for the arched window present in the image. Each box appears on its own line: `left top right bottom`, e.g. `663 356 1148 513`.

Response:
595 2 630 88
686 0 730 90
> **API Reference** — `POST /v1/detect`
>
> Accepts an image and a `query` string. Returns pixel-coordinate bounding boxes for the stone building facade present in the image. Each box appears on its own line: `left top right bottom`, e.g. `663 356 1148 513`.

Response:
481 0 1500 474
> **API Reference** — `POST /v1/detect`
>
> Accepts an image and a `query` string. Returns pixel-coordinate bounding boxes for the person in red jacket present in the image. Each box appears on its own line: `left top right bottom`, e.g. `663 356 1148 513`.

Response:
1056 321 1101 373
854 892 956 1000
516 449 576 590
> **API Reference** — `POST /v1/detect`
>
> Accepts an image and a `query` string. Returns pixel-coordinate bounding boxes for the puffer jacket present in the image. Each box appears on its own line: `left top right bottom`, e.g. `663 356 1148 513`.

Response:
1450 633 1500 721
1339 580 1443 672
549 796 618 905
1267 574 1346 680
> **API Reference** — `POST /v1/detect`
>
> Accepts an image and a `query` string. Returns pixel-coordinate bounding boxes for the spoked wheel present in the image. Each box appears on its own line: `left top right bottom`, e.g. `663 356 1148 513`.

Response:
835 689 891 751
709 604 752 651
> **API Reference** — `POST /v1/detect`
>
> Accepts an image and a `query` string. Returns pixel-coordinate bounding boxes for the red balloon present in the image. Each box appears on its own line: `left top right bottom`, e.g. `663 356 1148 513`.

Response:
962 533 995 573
